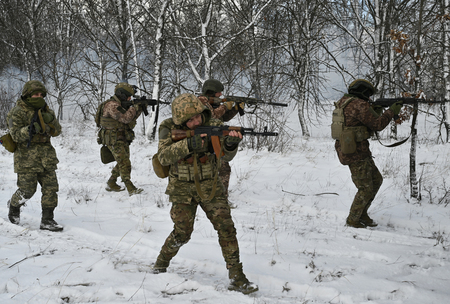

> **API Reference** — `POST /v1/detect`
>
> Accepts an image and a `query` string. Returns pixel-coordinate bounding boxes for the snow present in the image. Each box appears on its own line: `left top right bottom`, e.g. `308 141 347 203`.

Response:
1 110 450 304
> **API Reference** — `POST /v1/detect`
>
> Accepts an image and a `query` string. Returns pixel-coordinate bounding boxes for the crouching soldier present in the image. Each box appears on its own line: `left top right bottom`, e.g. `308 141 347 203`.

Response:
152 93 258 294
7 80 63 231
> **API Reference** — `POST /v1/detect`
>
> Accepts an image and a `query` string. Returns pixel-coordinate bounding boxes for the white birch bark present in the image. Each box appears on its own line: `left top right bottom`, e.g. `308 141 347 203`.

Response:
148 0 171 140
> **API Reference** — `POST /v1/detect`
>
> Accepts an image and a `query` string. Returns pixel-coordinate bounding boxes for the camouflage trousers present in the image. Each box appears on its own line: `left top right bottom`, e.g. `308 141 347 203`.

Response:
219 161 231 198
348 157 383 221
10 171 59 209
156 196 240 269
107 141 131 183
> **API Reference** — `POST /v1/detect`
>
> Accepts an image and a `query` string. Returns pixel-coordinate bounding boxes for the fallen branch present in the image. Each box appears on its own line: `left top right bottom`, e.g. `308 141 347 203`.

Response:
281 189 339 196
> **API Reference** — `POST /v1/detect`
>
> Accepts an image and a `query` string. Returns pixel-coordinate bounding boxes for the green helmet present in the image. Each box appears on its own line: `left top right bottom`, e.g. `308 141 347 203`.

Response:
22 80 47 98
172 93 211 125
115 82 135 99
202 79 224 96
348 79 375 100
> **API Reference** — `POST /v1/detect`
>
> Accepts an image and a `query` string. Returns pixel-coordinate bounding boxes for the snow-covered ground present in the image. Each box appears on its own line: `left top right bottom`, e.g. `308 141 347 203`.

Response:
1 109 450 304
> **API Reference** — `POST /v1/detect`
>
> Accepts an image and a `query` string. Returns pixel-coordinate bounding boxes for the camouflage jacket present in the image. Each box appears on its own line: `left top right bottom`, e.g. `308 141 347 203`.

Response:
102 95 141 129
198 96 239 122
157 117 238 201
335 94 394 165
7 99 61 173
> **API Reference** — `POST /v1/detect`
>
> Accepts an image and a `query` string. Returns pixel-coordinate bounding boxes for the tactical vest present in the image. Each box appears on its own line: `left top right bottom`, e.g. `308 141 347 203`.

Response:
331 97 370 154
96 97 135 145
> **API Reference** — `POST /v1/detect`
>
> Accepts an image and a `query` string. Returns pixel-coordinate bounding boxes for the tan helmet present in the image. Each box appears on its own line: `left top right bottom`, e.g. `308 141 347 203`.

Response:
114 82 136 98
202 79 224 96
172 93 211 125
22 80 47 98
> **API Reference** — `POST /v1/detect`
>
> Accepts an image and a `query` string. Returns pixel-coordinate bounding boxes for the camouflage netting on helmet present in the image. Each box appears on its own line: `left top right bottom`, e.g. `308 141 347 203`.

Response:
22 80 47 98
171 93 211 125
202 79 224 96
348 79 375 100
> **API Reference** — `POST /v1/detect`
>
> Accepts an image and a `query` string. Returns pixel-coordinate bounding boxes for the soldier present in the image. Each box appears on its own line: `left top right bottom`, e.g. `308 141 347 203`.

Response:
97 82 143 196
152 93 258 294
198 79 243 204
7 80 63 231
333 79 403 228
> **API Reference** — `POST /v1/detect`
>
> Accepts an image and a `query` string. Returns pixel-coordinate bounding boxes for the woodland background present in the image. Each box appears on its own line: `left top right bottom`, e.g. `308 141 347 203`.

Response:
1 0 450 199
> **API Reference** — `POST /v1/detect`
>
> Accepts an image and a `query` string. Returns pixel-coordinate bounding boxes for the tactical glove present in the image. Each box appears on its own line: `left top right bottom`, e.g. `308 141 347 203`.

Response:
42 112 54 123
225 135 242 149
33 122 42 133
389 101 403 116
187 134 204 152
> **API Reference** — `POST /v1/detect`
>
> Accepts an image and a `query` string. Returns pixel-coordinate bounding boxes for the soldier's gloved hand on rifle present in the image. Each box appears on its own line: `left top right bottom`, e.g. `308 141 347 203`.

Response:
187 134 206 152
42 112 54 123
225 131 243 150
32 122 45 134
389 101 403 116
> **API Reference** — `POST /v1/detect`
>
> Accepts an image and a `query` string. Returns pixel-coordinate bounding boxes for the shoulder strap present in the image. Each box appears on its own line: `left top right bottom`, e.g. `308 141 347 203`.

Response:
338 97 356 109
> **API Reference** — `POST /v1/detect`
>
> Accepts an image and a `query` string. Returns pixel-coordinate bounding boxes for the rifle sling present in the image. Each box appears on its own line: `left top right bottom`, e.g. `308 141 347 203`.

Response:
211 135 224 159
375 132 410 148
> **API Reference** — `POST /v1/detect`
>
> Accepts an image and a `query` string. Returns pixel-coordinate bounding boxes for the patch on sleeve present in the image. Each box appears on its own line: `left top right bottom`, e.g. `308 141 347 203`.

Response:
159 127 170 140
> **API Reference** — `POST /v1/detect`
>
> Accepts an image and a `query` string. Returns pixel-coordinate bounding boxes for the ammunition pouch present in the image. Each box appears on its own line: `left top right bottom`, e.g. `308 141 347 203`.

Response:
100 145 115 164
152 154 169 179
97 128 135 146
0 133 17 153
339 126 370 154
171 154 215 182
31 133 51 144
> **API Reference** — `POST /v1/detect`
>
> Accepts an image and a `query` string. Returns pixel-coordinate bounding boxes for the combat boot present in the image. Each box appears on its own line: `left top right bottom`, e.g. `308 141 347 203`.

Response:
345 217 367 228
7 200 21 225
40 208 64 232
228 263 259 294
105 178 125 192
124 180 143 196
360 212 378 227
152 257 170 274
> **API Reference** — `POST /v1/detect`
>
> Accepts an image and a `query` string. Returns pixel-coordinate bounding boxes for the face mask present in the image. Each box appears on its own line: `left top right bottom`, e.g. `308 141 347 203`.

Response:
26 97 46 109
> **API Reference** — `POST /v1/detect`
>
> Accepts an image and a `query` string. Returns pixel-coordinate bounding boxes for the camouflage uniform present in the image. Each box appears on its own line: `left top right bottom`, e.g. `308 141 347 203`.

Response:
97 83 143 195
7 80 63 231
153 93 257 294
335 93 394 227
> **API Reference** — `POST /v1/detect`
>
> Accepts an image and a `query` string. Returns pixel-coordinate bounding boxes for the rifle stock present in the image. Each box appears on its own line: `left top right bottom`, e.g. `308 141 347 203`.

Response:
372 98 445 107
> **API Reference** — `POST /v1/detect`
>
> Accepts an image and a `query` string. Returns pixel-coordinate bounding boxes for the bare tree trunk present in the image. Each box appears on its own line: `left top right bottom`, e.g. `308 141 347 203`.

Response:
148 0 170 140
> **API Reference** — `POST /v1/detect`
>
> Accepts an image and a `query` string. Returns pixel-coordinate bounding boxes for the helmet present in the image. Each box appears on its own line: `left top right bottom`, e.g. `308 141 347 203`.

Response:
202 79 224 96
348 79 375 100
22 80 47 98
172 93 211 125
114 82 135 99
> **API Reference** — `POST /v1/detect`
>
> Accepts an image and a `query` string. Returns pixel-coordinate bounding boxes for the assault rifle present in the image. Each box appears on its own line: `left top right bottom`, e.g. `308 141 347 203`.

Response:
171 125 278 159
122 96 170 116
27 104 47 148
372 98 445 107
206 96 288 116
